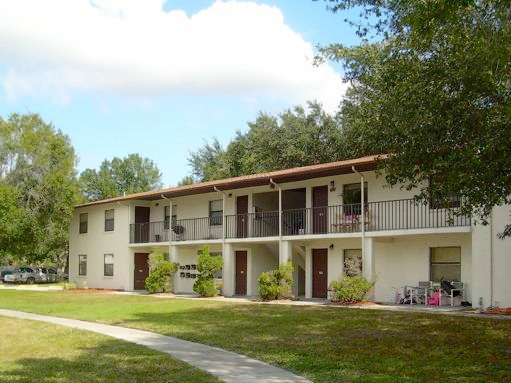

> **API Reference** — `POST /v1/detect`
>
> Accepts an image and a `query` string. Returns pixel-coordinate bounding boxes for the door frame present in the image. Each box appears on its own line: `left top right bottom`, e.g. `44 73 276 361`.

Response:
236 195 249 238
312 186 328 234
133 252 150 290
312 248 328 298
134 206 151 242
235 250 248 295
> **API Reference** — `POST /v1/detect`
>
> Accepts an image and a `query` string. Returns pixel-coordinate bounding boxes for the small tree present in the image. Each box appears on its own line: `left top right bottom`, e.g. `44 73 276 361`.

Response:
145 248 178 294
258 262 294 301
193 245 223 297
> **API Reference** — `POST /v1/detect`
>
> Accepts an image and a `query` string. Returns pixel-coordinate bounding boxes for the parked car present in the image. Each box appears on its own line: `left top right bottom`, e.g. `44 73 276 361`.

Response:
0 269 14 283
4 267 35 284
4 266 61 284
34 267 58 283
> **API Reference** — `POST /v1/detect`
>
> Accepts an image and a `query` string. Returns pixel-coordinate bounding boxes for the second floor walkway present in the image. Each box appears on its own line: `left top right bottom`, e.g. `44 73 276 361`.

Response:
129 198 471 244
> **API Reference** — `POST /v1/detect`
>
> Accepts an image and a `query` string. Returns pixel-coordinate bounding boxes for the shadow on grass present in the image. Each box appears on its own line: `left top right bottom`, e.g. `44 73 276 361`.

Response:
120 303 511 383
0 336 218 383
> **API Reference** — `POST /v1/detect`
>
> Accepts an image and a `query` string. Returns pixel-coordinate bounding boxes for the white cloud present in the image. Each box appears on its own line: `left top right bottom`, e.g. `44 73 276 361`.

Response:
0 0 345 112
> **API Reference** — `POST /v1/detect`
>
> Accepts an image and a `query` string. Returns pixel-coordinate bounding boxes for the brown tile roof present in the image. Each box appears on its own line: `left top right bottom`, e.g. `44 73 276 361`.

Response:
76 154 385 208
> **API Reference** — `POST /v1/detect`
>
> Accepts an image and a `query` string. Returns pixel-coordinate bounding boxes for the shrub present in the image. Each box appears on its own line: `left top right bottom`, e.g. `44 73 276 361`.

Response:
193 245 223 297
329 275 375 303
258 262 294 301
60 281 77 290
258 271 279 301
145 248 178 294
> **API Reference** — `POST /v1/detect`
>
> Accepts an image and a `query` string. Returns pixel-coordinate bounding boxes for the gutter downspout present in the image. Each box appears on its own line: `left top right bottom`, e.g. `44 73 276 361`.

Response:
269 179 283 263
351 166 365 275
214 187 227 293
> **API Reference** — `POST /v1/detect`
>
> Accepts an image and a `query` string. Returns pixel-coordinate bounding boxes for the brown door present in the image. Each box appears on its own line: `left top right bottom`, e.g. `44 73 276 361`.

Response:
236 196 248 238
235 251 247 295
312 248 328 298
135 206 150 242
134 253 149 290
312 186 328 234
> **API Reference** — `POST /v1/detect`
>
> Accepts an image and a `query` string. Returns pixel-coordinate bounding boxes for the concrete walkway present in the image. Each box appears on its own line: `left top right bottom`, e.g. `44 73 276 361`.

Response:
0 309 311 383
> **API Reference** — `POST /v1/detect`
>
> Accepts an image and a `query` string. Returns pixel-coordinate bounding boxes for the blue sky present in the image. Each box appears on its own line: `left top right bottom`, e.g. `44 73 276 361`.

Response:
0 0 362 186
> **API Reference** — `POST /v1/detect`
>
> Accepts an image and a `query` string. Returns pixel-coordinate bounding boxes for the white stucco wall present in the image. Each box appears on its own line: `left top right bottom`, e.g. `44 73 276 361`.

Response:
491 206 511 308
249 244 279 296
373 233 472 303
69 203 131 290
472 205 511 309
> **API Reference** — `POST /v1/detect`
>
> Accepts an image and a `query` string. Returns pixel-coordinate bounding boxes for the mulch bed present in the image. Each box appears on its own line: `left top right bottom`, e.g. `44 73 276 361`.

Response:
330 300 380 306
482 308 511 315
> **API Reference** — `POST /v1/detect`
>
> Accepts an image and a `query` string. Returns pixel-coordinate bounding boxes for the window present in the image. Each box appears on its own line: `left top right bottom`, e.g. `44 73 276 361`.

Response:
342 183 368 215
429 194 461 209
104 254 114 276
79 213 88 234
343 249 362 277
104 209 114 232
428 178 461 209
209 200 223 226
164 205 178 229
78 255 87 276
430 247 461 282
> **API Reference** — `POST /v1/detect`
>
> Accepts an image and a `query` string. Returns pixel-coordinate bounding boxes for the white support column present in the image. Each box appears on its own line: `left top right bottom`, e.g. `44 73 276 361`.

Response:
305 246 312 299
363 237 375 300
305 186 312 234
222 243 234 296
280 240 292 264
170 245 179 292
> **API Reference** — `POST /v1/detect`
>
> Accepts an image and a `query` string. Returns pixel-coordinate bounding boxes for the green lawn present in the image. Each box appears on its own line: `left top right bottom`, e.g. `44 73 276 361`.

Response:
1 291 510 383
0 315 219 383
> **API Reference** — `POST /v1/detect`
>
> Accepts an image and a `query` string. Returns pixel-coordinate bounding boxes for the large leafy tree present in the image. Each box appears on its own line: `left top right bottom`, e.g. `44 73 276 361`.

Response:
0 113 79 264
80 154 163 202
319 0 511 236
189 101 347 181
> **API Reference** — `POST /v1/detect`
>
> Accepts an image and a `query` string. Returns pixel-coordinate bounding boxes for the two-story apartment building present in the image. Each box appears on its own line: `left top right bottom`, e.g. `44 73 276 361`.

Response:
69 155 511 308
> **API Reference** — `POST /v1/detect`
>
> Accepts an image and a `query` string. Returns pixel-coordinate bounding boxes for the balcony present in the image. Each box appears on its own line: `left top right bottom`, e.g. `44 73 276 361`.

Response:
171 217 223 242
129 221 168 244
129 198 471 243
130 217 222 244
225 211 279 239
282 199 470 236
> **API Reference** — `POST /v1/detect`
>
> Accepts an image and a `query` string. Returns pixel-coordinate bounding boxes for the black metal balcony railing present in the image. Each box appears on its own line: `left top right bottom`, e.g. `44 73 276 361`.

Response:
130 221 168 244
129 198 471 243
282 204 361 235
171 217 222 242
367 198 470 231
282 199 470 236
225 211 279 239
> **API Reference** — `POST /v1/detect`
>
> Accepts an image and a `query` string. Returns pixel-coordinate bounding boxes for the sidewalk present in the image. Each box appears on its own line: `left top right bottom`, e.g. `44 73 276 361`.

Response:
0 308 311 383
0 283 62 291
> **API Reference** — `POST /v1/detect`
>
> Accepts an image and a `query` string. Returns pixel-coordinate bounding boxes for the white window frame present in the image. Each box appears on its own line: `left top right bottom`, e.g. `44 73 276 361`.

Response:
104 254 114 276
